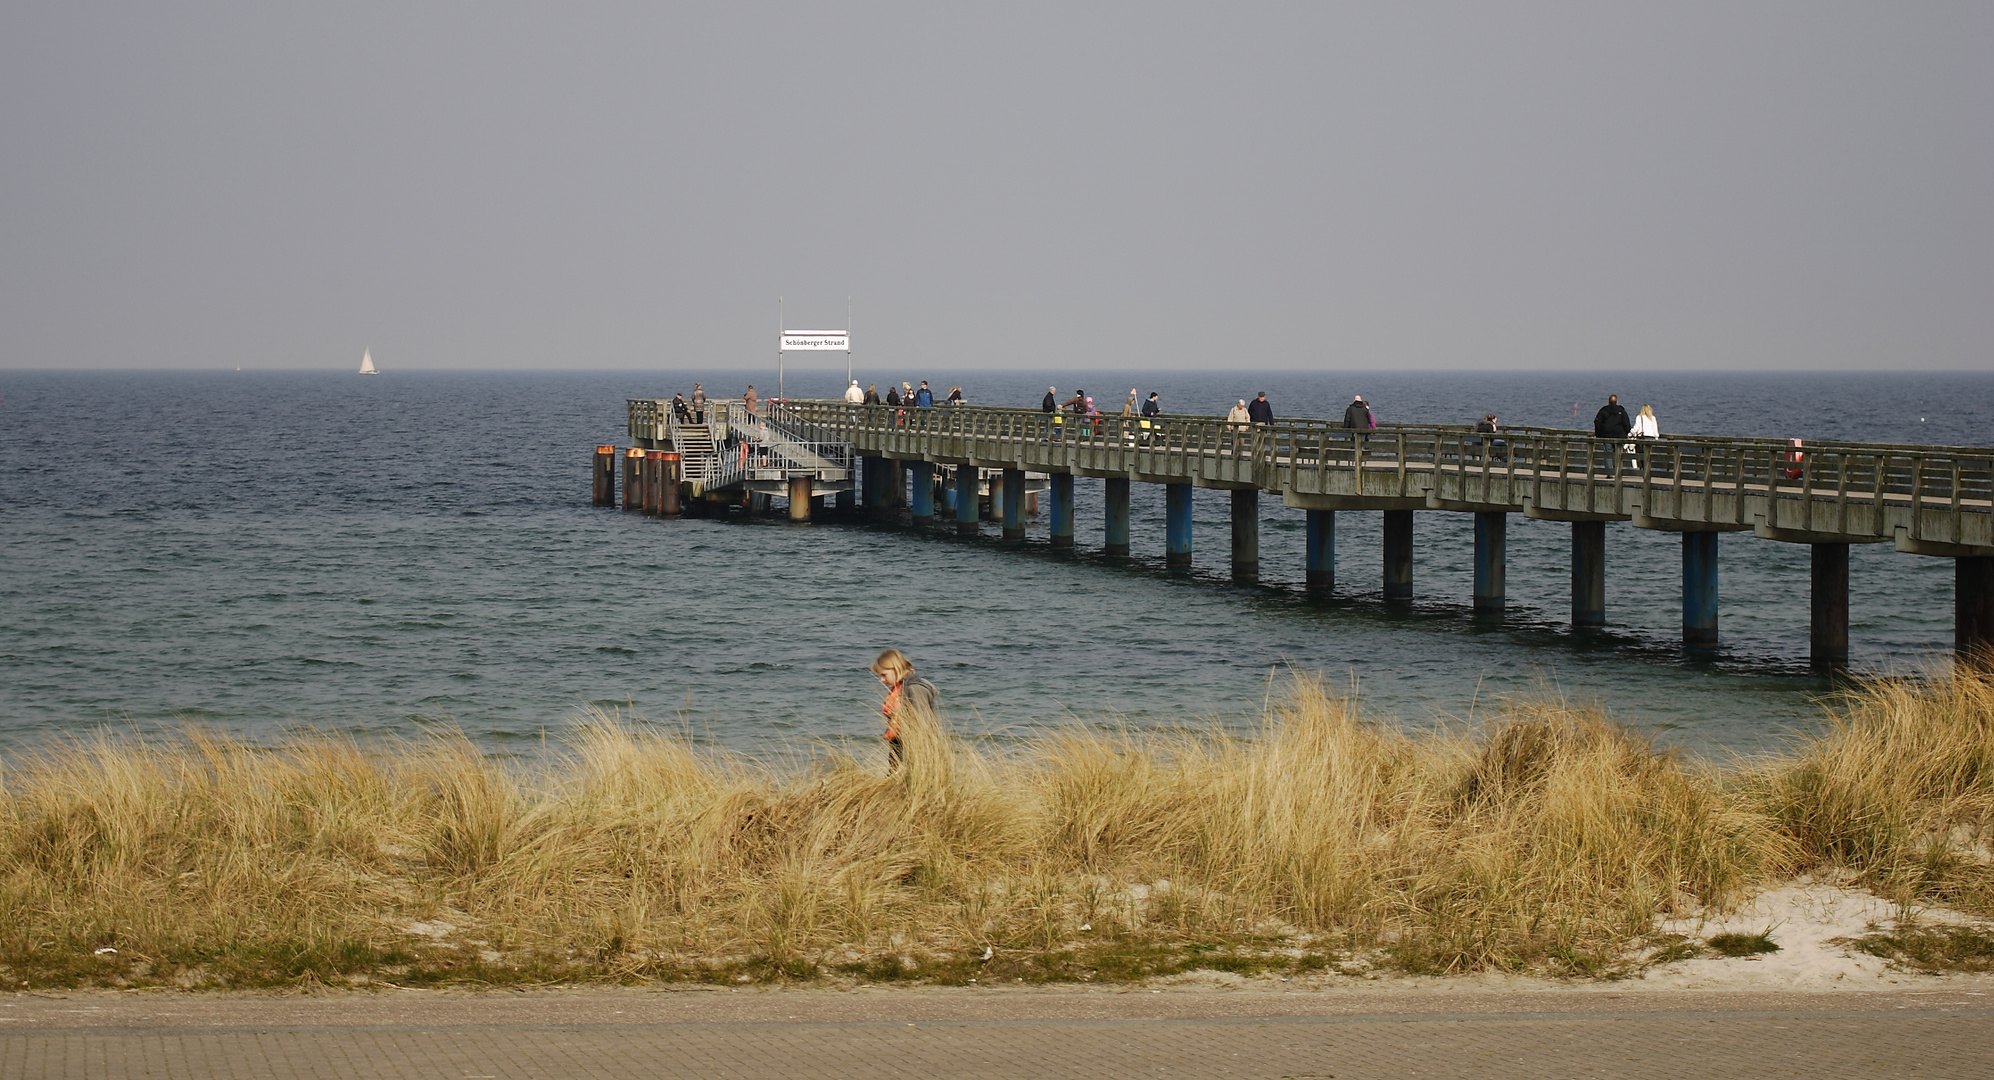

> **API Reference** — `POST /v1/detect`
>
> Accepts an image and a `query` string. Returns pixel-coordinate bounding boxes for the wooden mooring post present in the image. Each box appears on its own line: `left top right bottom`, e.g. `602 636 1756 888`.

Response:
622 448 644 511
593 446 616 506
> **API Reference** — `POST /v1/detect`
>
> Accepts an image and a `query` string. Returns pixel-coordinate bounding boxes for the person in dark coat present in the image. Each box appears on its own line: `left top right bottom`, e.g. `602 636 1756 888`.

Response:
1041 387 1057 412
1343 395 1373 429
1593 395 1632 439
885 385 902 407
862 383 881 405
1141 392 1161 417
1246 392 1274 424
1063 390 1086 413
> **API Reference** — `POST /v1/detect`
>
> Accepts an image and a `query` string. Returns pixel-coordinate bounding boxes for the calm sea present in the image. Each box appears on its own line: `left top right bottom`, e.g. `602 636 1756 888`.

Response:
4 369 1990 761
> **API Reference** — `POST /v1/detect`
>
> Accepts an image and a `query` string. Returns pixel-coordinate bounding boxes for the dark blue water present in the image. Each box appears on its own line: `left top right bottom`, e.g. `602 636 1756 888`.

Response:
4 369 1990 760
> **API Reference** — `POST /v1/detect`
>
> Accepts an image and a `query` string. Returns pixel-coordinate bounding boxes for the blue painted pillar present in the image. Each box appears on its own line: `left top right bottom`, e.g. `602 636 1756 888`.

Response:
1957 557 1994 665
909 462 935 523
1473 511 1506 616
955 466 979 536
941 479 957 515
1049 473 1075 549
1104 478 1131 557
1683 531 1720 646
1305 509 1335 592
1002 469 1026 540
1572 520 1606 627
1166 483 1193 568
1230 489 1259 583
986 470 1002 521
1811 542 1850 668
1383 510 1414 599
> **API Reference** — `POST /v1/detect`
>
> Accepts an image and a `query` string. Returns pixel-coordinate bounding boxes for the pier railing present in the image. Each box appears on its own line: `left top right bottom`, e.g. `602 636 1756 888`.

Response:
755 400 1993 552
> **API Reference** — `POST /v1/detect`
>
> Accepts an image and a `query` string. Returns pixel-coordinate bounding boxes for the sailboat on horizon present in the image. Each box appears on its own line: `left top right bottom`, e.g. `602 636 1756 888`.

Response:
358 348 379 375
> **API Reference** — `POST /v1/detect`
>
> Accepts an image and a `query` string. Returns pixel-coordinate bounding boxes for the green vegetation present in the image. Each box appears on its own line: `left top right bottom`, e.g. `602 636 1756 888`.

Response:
1846 925 1994 973
2 669 1992 989
1705 931 1780 958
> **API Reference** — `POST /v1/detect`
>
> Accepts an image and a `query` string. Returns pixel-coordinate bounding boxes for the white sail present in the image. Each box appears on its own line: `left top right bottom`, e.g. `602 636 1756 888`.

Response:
359 348 378 375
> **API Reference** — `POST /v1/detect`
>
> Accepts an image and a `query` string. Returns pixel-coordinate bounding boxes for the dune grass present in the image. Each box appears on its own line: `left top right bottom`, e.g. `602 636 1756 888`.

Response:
2 669 1990 989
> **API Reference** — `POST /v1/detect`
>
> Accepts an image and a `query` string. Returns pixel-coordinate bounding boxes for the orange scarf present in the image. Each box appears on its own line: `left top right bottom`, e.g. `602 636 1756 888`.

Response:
881 682 903 739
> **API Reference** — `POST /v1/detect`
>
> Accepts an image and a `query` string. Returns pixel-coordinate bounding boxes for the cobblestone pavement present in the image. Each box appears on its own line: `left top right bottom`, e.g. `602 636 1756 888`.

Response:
5 985 1992 1079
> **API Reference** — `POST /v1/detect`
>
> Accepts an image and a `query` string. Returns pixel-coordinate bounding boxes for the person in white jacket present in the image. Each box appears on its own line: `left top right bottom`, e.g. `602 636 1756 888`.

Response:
1631 404 1660 438
843 380 864 403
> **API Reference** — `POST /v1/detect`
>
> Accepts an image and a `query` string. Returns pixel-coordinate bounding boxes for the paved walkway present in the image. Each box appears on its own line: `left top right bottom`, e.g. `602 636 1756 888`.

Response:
6 984 1992 1078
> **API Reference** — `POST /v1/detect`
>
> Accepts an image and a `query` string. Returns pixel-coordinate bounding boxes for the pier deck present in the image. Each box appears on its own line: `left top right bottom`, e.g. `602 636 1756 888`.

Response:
619 399 1994 661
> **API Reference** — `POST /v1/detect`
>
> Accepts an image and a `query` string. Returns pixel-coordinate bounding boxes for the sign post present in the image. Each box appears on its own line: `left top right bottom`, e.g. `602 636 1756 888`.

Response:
777 324 852 398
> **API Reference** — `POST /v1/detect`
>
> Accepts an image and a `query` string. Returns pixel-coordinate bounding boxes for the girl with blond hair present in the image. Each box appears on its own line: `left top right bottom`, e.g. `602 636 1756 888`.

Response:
870 648 937 772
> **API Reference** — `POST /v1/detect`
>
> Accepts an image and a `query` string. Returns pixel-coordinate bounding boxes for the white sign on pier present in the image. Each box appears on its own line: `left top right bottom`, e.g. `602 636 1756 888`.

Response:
780 330 850 351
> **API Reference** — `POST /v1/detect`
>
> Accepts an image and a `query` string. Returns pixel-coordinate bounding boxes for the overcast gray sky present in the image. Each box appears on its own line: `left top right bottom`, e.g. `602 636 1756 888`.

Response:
3 3 1988 371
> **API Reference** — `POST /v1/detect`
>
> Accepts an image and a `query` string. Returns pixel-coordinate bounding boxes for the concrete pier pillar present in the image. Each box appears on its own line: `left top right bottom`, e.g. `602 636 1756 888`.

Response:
860 457 884 520
1383 510 1414 599
887 460 907 510
909 462 935 524
593 446 616 506
1571 521 1606 627
1105 478 1131 557
1231 489 1259 583
1305 509 1335 592
1050 473 1075 549
1959 556 1994 665
788 475 813 522
622 448 644 511
1166 483 1193 569
1811 542 1849 667
749 491 770 516
987 470 1003 521
956 465 979 537
659 453 681 517
1682 531 1720 647
1473 511 1506 615
1002 469 1026 541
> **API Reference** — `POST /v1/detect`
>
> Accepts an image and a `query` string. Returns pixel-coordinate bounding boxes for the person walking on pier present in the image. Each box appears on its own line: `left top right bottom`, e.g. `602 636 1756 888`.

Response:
844 380 864 403
946 386 965 405
691 383 707 422
871 648 936 774
1042 386 1058 412
863 383 881 405
914 381 935 407
1631 404 1659 439
886 384 902 407
743 384 758 415
1593 395 1631 439
1343 395 1374 429
671 393 691 423
1227 399 1250 429
1142 391 1161 418
1064 390 1086 413
1247 392 1274 424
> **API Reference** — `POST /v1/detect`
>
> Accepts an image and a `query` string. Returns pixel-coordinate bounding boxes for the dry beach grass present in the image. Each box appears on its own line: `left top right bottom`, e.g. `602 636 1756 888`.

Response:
3 671 1992 989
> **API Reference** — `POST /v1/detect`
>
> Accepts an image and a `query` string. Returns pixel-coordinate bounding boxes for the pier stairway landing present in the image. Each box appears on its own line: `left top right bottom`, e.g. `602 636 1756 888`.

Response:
630 399 852 500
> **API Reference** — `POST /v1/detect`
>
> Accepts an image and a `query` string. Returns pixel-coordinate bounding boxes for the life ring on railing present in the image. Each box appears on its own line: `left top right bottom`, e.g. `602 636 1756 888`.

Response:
1783 438 1804 481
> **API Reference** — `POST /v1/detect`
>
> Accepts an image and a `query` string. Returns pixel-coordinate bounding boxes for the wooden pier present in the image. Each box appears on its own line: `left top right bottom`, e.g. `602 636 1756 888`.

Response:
616 399 1994 664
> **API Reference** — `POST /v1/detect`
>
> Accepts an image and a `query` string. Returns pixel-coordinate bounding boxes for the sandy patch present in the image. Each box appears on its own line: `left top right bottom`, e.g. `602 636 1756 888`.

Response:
1635 879 1983 989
